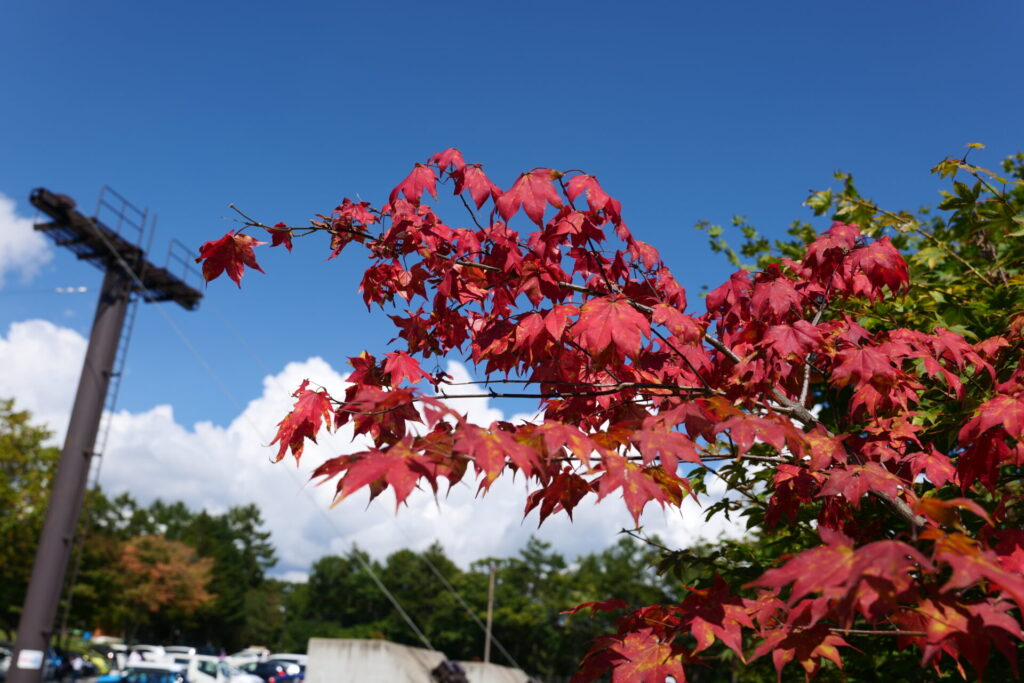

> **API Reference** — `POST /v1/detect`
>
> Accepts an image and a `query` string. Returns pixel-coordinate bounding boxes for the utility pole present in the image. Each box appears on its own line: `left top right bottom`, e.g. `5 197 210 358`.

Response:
8 189 201 683
484 565 497 665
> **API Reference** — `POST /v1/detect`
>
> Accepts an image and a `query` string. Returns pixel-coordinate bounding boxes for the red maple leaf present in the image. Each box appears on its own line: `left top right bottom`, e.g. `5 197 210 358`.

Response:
817 463 905 506
751 527 856 604
269 380 333 462
959 393 1024 442
495 168 564 227
513 312 547 351
762 320 824 358
915 496 992 528
751 624 849 681
265 222 293 251
456 424 539 488
544 304 576 340
908 446 958 488
957 431 1010 491
607 628 687 682
831 345 897 387
846 236 909 299
715 413 792 456
317 438 429 508
383 351 432 387
902 596 1024 679
596 454 667 524
679 575 755 659
337 385 420 445
565 173 613 213
524 468 592 524
933 531 1024 614
333 198 378 226
388 163 438 205
627 239 660 270
428 147 466 171
562 598 629 619
994 530 1024 574
652 304 703 344
195 231 265 287
533 420 600 469
630 425 702 474
802 427 847 470
572 296 651 357
453 164 502 209
751 273 803 320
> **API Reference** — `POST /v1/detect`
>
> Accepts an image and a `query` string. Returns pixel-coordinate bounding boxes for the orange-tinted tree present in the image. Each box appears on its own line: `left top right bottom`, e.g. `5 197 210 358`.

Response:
120 534 213 622
199 148 1024 680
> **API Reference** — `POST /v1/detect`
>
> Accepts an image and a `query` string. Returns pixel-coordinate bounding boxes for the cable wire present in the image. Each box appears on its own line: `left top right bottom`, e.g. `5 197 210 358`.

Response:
392 519 523 670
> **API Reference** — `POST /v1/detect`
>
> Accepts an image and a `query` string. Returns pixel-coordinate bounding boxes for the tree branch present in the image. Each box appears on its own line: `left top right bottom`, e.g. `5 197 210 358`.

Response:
829 628 926 637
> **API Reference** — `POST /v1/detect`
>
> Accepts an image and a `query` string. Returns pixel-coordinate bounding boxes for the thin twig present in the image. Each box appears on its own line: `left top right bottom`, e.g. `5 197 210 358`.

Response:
829 628 926 637
437 385 708 400
455 192 485 230
799 304 828 406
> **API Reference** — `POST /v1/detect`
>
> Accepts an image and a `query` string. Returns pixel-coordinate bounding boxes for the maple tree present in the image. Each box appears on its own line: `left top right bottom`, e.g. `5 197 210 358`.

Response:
199 147 1024 680
119 534 214 624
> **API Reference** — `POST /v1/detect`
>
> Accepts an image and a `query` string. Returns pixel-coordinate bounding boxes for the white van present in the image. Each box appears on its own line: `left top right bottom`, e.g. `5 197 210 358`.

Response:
170 655 262 683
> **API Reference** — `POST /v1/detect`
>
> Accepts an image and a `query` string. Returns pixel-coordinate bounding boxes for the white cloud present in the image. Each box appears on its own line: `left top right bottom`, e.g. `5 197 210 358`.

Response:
0 194 52 288
0 319 746 579
0 319 87 441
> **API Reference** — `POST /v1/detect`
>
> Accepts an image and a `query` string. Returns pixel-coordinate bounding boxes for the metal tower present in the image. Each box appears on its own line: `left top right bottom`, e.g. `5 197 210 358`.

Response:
8 188 202 683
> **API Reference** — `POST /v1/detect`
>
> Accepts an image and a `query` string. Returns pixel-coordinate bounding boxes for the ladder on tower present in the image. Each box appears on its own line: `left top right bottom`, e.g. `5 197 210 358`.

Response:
90 186 152 477
57 187 151 640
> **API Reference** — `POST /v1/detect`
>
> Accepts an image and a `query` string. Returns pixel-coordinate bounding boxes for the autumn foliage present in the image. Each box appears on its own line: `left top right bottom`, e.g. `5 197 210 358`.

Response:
119 534 214 615
199 148 1024 680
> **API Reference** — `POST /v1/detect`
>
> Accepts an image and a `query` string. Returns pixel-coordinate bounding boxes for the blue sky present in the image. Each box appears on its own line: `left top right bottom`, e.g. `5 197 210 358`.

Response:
1 1 1022 571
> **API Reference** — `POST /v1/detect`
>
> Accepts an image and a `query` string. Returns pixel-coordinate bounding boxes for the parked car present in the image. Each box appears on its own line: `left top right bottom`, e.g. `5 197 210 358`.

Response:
69 648 111 675
266 655 305 670
238 660 303 683
100 663 188 683
92 644 128 671
169 654 261 683
0 646 11 681
224 663 263 683
132 646 169 663
226 650 264 668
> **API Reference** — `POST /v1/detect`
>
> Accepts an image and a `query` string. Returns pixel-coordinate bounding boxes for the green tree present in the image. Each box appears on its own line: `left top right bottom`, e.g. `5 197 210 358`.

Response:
278 536 704 677
64 491 281 648
474 539 574 675
169 505 277 649
300 548 389 638
0 399 59 636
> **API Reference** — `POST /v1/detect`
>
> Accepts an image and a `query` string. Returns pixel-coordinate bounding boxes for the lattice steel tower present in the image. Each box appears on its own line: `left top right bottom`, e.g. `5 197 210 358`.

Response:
8 188 202 683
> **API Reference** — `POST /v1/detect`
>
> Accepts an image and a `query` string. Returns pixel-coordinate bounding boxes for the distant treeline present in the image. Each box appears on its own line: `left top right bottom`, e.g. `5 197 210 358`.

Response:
1 398 675 678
